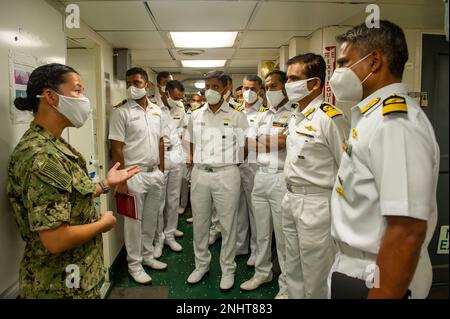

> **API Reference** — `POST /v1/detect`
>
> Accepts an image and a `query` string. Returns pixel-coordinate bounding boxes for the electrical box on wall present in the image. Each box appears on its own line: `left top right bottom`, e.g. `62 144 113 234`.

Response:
113 48 131 81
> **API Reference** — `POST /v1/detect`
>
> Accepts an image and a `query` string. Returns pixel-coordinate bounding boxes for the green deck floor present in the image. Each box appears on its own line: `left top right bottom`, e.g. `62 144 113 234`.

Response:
110 208 279 299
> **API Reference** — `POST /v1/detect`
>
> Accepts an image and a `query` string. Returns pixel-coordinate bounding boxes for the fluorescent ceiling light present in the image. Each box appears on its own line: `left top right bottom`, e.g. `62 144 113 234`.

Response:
194 81 205 89
182 60 226 68
171 32 237 48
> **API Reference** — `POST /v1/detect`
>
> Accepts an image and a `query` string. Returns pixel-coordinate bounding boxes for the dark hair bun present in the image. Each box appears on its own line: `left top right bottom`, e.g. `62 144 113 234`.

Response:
14 97 33 112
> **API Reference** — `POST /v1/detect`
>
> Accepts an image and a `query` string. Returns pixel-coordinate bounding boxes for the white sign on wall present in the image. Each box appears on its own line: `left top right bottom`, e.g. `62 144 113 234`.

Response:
323 46 336 105
8 50 37 124
437 225 449 255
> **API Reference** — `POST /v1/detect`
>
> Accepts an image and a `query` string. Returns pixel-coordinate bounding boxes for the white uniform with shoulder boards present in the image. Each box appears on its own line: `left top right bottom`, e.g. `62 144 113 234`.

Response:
108 98 165 278
242 100 294 297
186 100 249 290
154 100 188 256
329 83 439 299
282 95 349 298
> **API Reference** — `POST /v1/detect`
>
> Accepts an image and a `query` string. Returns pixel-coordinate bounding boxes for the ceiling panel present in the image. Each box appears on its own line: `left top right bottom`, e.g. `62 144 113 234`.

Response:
98 31 166 49
250 2 366 30
341 3 445 29
70 1 156 31
234 48 280 60
240 31 311 48
147 1 257 31
226 67 258 74
171 48 235 60
132 49 173 60
136 60 179 68
228 60 258 68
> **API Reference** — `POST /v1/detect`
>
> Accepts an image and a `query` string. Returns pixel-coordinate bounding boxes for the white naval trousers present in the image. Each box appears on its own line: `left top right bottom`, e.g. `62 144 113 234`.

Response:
179 165 192 209
125 169 164 273
236 163 257 256
191 165 241 276
281 187 334 298
156 163 184 243
251 171 287 293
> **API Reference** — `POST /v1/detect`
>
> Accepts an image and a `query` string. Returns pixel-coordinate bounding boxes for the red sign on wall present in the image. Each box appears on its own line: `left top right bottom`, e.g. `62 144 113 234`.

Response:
323 46 336 105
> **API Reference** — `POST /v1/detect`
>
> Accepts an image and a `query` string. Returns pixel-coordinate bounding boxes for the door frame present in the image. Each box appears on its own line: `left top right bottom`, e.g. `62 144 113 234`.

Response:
418 31 446 92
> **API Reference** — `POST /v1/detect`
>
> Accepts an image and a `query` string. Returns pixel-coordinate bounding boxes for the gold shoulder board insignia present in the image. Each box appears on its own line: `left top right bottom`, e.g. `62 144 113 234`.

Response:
230 104 243 112
258 106 269 112
382 95 408 116
191 104 203 111
302 107 316 118
320 103 342 118
361 97 381 114
114 99 127 108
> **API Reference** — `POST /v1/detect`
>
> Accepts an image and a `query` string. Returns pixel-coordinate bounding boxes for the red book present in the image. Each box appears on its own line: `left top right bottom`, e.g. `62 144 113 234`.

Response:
115 193 139 220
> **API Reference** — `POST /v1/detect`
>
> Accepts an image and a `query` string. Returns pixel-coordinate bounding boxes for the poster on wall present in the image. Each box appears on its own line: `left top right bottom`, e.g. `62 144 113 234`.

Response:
323 46 336 105
9 50 38 124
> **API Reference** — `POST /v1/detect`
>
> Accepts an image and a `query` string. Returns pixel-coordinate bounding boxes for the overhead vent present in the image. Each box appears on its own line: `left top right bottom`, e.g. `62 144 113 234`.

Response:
177 49 205 56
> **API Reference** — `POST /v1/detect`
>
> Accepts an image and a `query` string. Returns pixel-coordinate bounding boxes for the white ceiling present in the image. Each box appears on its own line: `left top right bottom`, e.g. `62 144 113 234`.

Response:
64 0 446 75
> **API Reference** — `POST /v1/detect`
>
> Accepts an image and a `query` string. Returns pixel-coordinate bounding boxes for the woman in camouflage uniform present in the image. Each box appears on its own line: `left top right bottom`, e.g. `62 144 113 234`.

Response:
7 63 140 299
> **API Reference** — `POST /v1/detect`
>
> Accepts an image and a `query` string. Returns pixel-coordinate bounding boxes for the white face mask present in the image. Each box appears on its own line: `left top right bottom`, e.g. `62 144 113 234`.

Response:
167 96 181 108
127 86 147 100
190 101 202 108
266 89 286 108
38 92 91 128
329 52 373 102
243 89 258 104
205 89 222 105
285 78 317 103
160 85 166 92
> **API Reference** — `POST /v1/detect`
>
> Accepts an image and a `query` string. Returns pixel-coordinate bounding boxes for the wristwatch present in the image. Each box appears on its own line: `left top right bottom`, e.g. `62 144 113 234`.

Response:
99 180 110 194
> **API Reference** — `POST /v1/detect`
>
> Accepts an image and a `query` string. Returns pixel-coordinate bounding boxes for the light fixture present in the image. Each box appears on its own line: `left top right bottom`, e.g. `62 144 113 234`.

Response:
171 32 238 48
194 81 205 89
181 60 226 68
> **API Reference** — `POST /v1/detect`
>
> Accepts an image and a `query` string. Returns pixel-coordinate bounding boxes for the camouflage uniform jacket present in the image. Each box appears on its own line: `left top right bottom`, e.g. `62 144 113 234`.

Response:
7 121 105 299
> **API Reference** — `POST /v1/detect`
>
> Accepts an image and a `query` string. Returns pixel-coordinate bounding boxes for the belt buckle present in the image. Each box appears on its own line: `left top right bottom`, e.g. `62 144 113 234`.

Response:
205 166 213 172
287 184 292 192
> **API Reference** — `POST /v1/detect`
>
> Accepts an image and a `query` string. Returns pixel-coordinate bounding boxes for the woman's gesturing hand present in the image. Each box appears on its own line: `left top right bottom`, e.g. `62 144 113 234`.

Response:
106 162 141 187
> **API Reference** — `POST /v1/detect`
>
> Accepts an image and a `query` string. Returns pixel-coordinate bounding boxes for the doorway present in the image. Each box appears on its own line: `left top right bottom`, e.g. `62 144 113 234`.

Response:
421 34 449 285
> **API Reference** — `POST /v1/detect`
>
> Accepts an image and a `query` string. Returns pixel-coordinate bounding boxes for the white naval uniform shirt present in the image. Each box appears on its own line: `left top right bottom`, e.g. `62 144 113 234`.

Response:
108 98 162 168
247 100 293 170
242 98 264 165
160 101 187 168
331 83 439 255
186 100 249 167
243 98 264 127
284 96 350 188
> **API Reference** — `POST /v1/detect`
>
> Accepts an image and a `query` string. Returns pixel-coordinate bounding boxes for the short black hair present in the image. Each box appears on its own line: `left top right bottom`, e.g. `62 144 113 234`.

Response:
166 80 185 92
223 74 232 85
235 85 243 92
336 20 408 79
157 71 172 85
287 53 326 88
205 70 228 87
266 70 287 84
243 74 263 88
126 67 149 82
14 63 78 113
